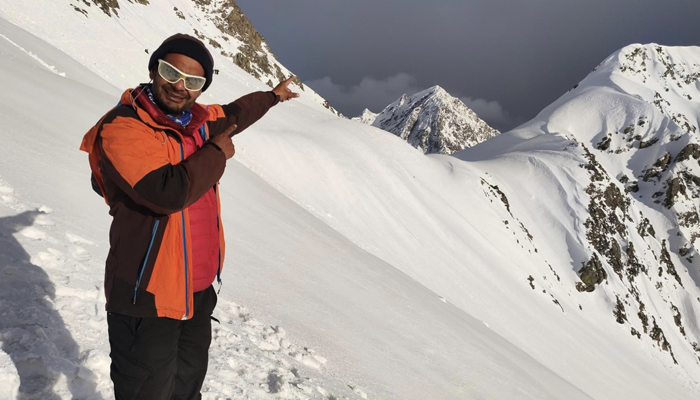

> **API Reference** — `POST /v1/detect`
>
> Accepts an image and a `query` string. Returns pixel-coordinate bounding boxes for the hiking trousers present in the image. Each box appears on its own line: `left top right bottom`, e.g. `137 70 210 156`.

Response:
107 285 217 400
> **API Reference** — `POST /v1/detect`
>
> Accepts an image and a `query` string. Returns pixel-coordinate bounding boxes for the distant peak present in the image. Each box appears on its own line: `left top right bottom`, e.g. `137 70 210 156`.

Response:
412 85 450 100
352 108 379 125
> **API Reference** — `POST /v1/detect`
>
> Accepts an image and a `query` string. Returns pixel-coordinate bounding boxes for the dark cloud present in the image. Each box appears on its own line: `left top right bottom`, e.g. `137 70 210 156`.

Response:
458 97 523 131
306 73 517 130
237 0 700 131
306 73 421 117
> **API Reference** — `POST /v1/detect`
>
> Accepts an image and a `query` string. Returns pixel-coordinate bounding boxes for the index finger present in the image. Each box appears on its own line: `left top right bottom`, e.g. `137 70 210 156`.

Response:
283 75 296 86
223 123 238 137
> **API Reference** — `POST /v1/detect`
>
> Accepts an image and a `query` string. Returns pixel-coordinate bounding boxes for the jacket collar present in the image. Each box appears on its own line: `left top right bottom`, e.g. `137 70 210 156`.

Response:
120 86 208 137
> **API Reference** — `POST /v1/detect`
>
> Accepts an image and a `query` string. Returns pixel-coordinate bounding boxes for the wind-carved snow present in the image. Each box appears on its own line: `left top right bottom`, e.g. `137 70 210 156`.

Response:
368 85 500 154
0 33 65 77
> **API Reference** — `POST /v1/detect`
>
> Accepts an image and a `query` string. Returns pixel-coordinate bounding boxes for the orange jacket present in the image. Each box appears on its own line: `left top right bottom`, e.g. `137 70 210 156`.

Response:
81 87 278 319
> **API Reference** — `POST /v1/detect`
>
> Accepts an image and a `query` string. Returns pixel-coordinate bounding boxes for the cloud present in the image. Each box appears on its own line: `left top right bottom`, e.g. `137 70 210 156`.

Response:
458 97 524 131
306 73 422 117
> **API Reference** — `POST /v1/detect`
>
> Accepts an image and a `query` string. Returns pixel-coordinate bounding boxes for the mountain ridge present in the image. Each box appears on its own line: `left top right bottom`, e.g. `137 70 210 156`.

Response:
459 42 700 372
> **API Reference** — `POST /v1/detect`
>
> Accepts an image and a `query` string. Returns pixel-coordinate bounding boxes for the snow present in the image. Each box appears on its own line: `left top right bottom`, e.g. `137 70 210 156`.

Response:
1 2 700 400
351 108 378 125
0 348 20 400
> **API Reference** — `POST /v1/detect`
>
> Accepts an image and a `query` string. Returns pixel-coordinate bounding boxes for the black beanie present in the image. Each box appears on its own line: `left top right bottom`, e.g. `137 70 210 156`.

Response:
148 33 214 92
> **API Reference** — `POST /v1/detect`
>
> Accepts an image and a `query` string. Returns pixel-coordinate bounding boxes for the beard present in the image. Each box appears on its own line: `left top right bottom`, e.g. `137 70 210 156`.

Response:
151 82 197 115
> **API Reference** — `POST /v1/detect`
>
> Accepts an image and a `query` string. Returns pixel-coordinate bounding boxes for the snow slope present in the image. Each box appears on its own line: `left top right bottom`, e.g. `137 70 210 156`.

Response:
1 1 700 399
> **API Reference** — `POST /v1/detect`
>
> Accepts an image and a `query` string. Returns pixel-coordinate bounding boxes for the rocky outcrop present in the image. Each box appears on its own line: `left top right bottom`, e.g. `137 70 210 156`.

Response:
192 0 341 116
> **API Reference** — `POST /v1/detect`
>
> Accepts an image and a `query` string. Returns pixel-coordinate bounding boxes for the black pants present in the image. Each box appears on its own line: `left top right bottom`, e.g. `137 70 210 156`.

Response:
107 286 217 400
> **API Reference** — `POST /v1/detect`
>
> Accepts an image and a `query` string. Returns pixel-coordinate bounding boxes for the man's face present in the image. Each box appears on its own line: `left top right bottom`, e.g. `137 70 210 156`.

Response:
149 53 204 115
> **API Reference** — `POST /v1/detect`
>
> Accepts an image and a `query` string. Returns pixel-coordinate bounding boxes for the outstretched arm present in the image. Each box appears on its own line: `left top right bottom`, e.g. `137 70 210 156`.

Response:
207 76 300 138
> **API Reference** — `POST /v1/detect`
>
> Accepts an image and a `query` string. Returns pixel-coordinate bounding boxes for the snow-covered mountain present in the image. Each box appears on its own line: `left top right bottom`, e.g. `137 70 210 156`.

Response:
2 1 700 399
457 42 700 379
351 108 378 125
35 0 342 117
367 85 500 154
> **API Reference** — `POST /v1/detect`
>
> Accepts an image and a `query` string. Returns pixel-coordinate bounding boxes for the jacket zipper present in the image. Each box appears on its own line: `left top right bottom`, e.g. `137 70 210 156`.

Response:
199 123 223 291
133 220 160 304
180 142 190 319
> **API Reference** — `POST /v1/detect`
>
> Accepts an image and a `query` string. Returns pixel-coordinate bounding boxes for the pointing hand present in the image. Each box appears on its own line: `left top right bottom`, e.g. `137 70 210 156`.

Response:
209 124 237 159
273 76 300 103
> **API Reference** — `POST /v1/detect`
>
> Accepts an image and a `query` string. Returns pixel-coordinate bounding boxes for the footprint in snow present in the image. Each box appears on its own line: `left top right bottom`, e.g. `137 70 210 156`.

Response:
34 213 55 227
0 179 25 211
65 233 95 246
19 226 46 241
0 182 16 204
31 248 65 270
70 246 91 262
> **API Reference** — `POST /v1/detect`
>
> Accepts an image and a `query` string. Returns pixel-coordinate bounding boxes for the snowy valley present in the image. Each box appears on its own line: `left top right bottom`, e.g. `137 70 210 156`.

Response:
0 1 700 400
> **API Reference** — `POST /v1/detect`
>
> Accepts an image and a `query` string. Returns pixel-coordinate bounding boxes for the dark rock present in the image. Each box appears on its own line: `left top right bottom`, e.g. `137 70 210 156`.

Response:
577 254 606 292
603 184 626 212
649 317 678 364
609 239 624 276
653 152 671 169
660 240 683 286
481 179 511 215
681 171 700 189
174 7 185 20
638 302 649 333
581 147 606 182
91 0 121 16
674 143 700 163
678 211 699 228
671 304 685 336
639 138 659 149
626 242 645 277
631 327 641 338
663 177 686 208
613 296 628 324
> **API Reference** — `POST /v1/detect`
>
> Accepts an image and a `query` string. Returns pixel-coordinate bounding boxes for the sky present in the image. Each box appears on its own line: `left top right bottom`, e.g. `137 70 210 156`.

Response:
235 0 700 131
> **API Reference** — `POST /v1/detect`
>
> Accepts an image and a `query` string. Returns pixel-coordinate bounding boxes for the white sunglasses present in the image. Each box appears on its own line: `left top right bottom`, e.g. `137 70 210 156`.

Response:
157 59 207 91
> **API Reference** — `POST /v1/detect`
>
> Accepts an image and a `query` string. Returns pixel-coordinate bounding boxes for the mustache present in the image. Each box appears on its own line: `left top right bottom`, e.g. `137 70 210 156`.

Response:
163 85 189 99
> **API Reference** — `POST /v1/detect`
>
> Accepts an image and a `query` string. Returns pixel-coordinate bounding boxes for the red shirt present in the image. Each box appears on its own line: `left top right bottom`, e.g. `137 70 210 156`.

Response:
182 131 220 292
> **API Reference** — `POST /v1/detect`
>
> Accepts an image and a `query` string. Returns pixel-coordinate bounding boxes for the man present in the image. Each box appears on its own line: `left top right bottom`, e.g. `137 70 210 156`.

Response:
80 33 298 399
